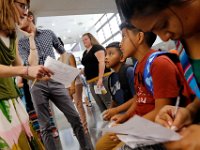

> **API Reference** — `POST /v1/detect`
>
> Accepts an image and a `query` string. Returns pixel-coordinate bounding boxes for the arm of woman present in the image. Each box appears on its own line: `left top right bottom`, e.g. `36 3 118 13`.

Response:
68 54 77 97
95 50 105 87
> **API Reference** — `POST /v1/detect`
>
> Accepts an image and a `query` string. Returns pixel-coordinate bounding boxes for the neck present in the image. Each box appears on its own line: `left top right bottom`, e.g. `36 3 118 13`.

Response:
133 44 150 63
0 31 8 37
112 63 123 73
86 45 92 51
183 34 200 59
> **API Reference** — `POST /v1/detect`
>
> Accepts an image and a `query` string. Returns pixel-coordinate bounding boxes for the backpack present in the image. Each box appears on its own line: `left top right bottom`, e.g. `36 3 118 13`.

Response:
108 64 135 105
139 51 193 106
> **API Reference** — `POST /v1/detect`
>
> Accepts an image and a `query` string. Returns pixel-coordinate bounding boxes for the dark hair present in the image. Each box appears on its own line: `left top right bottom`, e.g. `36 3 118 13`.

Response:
28 11 35 24
58 37 64 46
106 42 122 54
115 0 184 20
120 22 157 47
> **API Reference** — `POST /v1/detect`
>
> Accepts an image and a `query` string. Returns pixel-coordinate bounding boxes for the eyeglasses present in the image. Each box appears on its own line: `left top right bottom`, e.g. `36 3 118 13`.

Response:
14 1 29 11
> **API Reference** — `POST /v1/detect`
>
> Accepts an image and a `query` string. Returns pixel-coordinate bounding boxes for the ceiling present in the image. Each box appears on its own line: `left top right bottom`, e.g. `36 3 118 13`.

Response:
30 0 117 45
36 14 104 44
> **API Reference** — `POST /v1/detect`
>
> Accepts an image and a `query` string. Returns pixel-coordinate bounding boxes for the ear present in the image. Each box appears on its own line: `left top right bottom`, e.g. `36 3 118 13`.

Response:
120 55 126 63
137 32 144 45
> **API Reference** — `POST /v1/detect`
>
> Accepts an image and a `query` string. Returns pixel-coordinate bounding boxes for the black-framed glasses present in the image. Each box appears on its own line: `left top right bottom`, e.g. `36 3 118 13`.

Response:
14 1 29 11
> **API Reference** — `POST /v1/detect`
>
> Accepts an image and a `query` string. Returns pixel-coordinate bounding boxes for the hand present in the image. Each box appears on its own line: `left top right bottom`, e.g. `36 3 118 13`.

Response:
102 108 118 121
155 105 193 131
68 86 75 98
96 78 103 88
28 65 54 79
111 113 129 124
109 133 120 142
164 125 200 150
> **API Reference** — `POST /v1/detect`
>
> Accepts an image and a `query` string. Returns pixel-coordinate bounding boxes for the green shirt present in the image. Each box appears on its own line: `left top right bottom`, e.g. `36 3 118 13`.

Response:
0 35 19 100
190 58 200 86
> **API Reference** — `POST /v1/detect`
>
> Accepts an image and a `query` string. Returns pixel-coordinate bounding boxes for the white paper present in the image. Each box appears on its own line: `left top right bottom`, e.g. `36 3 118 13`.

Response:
102 115 181 148
94 85 107 94
44 56 80 88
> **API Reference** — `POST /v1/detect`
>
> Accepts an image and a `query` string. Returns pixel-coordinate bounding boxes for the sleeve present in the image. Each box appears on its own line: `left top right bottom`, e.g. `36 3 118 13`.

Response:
50 30 65 54
151 56 180 99
18 39 29 65
93 45 105 53
126 67 135 96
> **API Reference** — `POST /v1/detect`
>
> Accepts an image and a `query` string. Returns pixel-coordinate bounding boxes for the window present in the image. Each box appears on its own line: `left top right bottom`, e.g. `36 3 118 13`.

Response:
103 24 112 39
109 16 120 34
97 29 105 43
113 32 122 42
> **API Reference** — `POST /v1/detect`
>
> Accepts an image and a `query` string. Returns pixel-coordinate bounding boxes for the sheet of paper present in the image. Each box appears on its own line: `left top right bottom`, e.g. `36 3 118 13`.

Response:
102 115 181 146
94 85 107 94
44 56 80 88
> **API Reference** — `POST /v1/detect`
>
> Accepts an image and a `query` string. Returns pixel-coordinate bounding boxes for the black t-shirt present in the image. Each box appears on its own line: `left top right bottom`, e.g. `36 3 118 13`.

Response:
81 44 110 80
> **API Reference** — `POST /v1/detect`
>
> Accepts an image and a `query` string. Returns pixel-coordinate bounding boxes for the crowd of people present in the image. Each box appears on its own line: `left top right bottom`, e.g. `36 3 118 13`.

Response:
1 0 200 150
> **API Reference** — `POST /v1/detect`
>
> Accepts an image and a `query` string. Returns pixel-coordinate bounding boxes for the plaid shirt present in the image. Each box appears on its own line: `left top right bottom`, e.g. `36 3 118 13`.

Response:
18 29 65 65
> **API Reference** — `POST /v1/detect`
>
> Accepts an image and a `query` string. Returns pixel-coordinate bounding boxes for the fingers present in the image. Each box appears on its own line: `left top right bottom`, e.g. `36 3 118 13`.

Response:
155 112 174 128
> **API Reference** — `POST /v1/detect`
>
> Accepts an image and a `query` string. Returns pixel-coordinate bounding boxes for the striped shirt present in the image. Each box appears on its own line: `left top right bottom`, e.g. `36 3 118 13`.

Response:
18 29 65 65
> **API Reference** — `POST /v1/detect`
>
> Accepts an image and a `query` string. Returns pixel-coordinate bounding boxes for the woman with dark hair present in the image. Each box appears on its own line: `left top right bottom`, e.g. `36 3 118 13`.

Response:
81 33 112 112
116 0 200 149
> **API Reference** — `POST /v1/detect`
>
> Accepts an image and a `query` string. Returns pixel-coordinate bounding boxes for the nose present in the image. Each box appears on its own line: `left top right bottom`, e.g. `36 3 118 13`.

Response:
155 31 172 42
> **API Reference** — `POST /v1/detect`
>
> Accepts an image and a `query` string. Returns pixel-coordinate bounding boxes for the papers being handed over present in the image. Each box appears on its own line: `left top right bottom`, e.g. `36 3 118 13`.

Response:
44 56 80 88
102 115 181 148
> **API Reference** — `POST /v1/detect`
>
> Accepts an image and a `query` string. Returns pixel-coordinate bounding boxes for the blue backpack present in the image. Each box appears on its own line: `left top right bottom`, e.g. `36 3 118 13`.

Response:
137 51 180 95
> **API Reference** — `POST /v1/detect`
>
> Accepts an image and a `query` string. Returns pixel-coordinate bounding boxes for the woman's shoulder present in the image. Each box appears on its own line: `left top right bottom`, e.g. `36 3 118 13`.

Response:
92 44 105 50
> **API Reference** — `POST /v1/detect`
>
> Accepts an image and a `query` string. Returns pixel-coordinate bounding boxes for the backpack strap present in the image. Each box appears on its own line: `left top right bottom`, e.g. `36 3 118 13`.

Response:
143 51 180 95
118 64 136 101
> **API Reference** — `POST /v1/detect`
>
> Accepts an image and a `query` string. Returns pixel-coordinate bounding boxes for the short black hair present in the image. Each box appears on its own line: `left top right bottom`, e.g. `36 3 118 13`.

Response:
115 0 184 21
106 42 122 55
120 22 157 47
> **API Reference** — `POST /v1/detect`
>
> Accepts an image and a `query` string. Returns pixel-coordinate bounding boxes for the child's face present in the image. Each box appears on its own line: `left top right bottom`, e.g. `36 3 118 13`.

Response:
105 47 123 68
120 28 138 59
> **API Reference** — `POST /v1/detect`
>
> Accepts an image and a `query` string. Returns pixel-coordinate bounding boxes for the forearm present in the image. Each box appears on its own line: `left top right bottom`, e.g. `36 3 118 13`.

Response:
143 109 159 122
0 65 27 78
115 98 135 114
187 97 200 121
28 36 38 66
124 98 137 118
98 61 105 79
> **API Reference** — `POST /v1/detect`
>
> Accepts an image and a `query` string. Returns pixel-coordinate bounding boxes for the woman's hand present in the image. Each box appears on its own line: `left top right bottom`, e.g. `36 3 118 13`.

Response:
28 65 54 79
155 105 193 130
164 125 200 150
97 78 103 88
68 86 76 98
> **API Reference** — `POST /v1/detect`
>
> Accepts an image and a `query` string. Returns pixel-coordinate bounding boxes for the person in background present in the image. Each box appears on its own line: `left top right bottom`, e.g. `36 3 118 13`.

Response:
18 11 91 150
115 0 200 149
81 33 112 112
0 0 53 149
58 37 88 133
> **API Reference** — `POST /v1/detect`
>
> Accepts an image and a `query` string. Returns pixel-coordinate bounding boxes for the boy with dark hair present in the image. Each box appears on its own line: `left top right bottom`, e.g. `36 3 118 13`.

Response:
96 22 193 150
102 41 135 121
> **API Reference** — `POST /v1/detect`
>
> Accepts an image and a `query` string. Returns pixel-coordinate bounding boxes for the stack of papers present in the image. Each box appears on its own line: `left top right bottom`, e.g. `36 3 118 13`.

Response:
102 115 181 148
44 56 80 88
